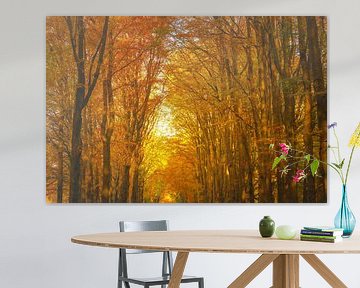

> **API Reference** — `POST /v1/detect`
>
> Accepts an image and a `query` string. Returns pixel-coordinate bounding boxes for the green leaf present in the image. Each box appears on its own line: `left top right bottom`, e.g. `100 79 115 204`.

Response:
339 158 345 169
272 156 282 170
305 154 311 163
332 160 345 169
310 159 320 176
269 143 274 149
332 162 341 169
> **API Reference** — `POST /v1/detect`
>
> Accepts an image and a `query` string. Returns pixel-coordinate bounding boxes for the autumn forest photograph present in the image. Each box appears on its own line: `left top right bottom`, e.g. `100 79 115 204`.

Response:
46 16 327 203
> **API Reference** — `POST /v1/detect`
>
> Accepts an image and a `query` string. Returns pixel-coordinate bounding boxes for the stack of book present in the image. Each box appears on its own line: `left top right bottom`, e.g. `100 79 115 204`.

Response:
300 226 344 243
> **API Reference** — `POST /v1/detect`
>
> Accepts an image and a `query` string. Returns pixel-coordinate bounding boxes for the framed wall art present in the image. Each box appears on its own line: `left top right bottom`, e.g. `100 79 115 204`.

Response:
46 16 327 203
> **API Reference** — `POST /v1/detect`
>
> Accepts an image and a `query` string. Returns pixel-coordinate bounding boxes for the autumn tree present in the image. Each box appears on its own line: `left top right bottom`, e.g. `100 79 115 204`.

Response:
65 16 109 202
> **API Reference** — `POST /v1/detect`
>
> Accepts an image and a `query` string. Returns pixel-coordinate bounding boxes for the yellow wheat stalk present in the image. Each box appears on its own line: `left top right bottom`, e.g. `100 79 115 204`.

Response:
349 122 360 148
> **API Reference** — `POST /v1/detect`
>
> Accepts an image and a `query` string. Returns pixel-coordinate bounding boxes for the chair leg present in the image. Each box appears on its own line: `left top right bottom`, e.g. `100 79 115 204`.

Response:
198 278 204 288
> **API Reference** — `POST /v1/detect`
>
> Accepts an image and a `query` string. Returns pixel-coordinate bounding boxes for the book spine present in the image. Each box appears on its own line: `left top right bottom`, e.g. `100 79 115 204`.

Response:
300 237 337 243
300 230 335 236
300 234 337 240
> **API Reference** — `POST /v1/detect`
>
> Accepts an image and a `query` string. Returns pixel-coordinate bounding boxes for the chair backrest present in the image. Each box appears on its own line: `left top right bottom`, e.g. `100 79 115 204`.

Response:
118 220 174 283
119 220 169 254
120 220 168 232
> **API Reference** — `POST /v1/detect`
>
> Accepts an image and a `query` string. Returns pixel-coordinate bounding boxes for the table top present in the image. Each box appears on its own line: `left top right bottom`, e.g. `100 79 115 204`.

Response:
71 230 360 254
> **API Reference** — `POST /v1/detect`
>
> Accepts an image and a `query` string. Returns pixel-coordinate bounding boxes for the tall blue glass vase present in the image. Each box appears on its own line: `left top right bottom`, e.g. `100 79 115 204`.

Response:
334 185 356 237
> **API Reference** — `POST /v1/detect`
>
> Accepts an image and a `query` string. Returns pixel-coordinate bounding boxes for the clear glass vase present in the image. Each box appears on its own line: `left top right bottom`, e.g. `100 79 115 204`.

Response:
334 185 356 237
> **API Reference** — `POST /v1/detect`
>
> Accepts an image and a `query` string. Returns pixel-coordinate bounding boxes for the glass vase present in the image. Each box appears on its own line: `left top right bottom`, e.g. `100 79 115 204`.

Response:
334 185 356 237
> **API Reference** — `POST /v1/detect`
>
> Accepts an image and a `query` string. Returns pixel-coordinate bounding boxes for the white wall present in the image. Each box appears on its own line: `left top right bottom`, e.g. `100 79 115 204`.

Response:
1 0 360 287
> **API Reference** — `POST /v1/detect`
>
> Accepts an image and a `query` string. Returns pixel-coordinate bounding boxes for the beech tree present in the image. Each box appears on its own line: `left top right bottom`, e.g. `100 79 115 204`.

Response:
65 16 109 202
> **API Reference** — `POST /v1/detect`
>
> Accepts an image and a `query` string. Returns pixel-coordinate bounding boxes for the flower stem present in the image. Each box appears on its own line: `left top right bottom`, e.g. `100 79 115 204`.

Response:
272 149 344 181
318 159 344 183
345 146 356 185
333 127 342 165
345 130 360 185
332 127 346 182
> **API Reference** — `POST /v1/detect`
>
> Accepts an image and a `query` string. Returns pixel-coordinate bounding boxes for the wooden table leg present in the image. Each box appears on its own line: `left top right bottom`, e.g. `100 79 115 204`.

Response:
272 254 299 288
301 254 347 288
168 252 189 288
228 254 279 288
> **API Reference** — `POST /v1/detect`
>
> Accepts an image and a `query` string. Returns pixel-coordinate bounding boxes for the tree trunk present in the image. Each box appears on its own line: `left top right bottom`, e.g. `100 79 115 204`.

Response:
67 16 109 202
56 148 64 203
102 28 114 202
307 16 327 202
298 16 316 202
102 78 114 202
268 17 297 202
121 165 130 202
70 83 84 202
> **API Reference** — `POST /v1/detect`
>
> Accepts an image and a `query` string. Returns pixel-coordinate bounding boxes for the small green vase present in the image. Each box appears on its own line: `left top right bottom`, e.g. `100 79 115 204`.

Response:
259 216 275 238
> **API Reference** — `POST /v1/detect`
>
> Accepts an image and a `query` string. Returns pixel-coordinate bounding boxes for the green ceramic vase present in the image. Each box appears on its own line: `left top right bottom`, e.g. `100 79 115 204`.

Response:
259 216 275 238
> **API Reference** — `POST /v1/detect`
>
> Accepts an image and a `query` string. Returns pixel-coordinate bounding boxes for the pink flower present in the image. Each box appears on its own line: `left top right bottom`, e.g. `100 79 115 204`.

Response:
293 169 305 183
279 143 289 155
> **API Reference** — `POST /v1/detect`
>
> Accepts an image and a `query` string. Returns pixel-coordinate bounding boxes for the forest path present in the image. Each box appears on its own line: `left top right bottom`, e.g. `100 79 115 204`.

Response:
143 100 200 203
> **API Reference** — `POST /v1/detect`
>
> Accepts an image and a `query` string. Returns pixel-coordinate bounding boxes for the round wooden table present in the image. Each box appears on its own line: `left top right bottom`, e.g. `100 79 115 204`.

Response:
72 230 360 288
